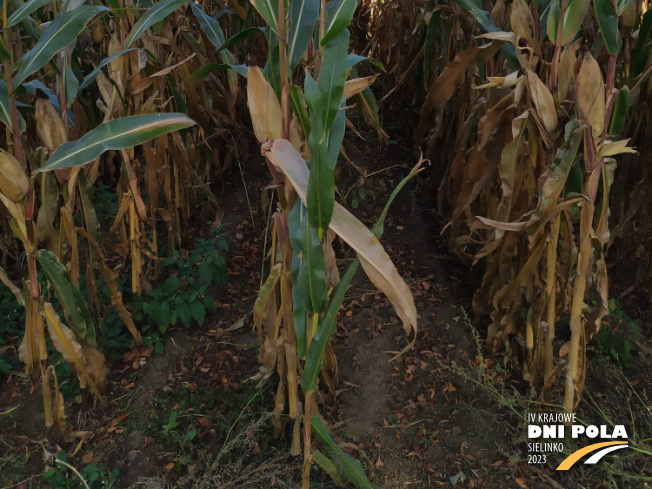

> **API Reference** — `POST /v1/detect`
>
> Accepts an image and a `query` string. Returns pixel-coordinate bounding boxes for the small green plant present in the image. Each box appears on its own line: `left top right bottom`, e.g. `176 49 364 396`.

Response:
593 300 641 369
43 452 118 489
133 226 231 341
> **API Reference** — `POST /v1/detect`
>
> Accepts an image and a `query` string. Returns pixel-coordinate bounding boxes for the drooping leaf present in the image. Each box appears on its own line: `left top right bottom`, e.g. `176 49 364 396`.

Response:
220 27 265 53
321 0 358 46
8 0 52 27
429 41 503 108
313 451 345 486
78 48 136 93
344 75 378 100
13 6 109 87
311 416 382 489
266 139 418 338
190 2 227 47
288 0 319 69
36 113 196 173
124 0 188 48
37 250 97 348
346 54 385 71
594 0 622 55
41 302 107 400
302 157 424 392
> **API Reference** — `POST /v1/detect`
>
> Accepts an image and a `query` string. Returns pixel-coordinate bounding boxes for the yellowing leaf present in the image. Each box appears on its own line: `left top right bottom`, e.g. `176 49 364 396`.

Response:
598 139 637 158
264 139 418 336
344 75 379 99
558 42 579 102
525 70 558 134
576 52 605 139
430 42 503 108
246 65 283 143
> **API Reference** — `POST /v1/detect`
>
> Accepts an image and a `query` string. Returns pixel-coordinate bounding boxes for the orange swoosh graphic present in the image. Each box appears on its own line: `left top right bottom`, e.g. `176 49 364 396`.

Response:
557 441 628 470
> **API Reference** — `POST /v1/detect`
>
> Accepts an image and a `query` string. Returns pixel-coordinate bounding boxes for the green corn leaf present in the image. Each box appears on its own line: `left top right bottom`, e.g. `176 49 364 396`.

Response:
318 29 349 132
13 6 109 88
561 0 589 44
424 9 442 88
250 0 279 34
302 161 422 392
594 0 622 55
36 113 196 173
190 2 227 47
61 59 79 109
8 0 51 27
0 81 27 133
313 451 345 486
289 200 327 314
321 0 358 46
453 0 520 68
327 98 345 168
0 38 10 63
263 26 282 99
311 416 382 489
290 251 308 358
289 85 311 139
608 87 630 138
304 73 334 232
528 121 584 226
302 259 358 392
288 0 319 69
347 54 385 71
78 48 136 94
124 0 188 48
189 63 229 82
219 27 265 53
37 249 97 348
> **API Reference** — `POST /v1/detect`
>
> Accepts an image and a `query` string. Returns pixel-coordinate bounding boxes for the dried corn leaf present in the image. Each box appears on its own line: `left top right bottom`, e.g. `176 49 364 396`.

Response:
247 65 283 144
576 52 605 139
430 41 503 108
344 75 379 99
265 139 417 336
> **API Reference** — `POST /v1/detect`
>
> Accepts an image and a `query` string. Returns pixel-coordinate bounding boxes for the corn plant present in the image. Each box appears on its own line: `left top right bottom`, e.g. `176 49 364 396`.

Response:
222 0 422 486
411 0 642 413
0 0 196 434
